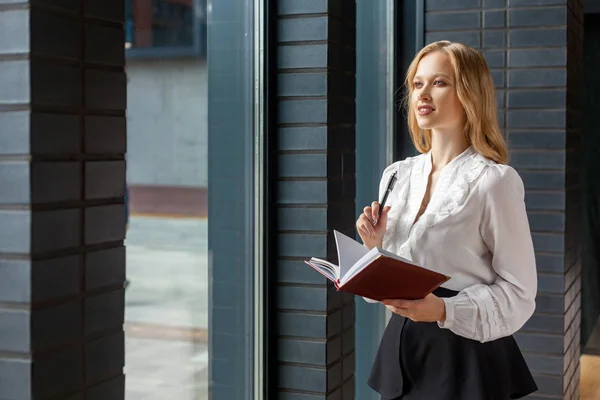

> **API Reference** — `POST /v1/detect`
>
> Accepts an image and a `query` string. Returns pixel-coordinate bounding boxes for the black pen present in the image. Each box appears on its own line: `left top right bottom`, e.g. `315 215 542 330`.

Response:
373 171 397 226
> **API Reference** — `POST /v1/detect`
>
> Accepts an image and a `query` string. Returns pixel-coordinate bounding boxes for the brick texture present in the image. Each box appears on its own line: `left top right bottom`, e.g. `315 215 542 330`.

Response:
0 1 126 399
425 0 584 398
275 0 357 398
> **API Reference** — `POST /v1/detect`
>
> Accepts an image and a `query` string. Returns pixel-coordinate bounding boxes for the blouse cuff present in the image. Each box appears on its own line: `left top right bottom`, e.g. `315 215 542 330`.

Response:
437 292 478 338
438 297 455 328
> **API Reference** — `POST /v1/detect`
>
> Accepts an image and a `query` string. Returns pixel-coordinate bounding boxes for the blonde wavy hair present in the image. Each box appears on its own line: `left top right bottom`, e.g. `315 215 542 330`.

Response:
404 41 508 164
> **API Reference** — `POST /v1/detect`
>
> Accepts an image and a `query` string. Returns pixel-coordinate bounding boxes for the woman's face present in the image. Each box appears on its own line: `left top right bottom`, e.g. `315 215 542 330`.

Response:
411 51 466 133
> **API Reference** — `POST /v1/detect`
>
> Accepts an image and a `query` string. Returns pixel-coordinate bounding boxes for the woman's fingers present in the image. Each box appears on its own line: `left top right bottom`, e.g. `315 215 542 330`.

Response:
383 295 444 323
385 305 412 318
371 205 391 232
356 216 369 236
382 298 413 308
359 208 375 233
387 305 417 321
371 201 380 222
357 202 391 240
357 225 370 239
359 215 376 235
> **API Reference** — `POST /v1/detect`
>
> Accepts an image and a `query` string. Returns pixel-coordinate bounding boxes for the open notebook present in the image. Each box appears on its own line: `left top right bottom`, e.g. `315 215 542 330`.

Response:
304 230 450 301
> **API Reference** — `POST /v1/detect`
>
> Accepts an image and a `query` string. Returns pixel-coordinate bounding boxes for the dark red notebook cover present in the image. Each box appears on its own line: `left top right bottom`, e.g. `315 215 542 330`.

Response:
308 254 450 301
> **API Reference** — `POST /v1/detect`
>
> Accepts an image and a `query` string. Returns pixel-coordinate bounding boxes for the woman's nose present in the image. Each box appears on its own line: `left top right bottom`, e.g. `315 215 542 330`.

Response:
418 91 431 101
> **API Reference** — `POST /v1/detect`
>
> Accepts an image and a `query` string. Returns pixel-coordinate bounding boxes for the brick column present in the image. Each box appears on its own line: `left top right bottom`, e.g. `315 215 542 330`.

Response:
275 0 357 398
0 0 126 398
424 0 584 398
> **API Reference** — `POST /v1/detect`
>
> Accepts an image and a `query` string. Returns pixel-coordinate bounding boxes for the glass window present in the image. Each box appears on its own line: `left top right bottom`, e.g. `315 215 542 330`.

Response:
355 2 398 397
123 1 208 398
123 1 260 398
354 1 423 399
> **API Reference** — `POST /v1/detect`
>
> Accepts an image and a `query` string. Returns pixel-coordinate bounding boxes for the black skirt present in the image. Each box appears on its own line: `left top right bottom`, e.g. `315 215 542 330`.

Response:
367 287 538 400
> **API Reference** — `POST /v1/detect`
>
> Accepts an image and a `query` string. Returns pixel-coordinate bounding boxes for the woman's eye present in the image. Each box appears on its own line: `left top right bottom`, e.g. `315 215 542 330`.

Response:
413 82 423 88
434 80 445 86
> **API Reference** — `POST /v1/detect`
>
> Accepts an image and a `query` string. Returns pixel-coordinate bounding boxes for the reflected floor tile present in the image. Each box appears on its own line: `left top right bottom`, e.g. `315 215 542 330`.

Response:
124 215 209 330
126 336 209 400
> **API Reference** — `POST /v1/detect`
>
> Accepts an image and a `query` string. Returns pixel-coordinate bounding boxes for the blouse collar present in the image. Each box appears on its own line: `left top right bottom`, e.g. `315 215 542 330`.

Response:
424 145 476 174
388 145 487 259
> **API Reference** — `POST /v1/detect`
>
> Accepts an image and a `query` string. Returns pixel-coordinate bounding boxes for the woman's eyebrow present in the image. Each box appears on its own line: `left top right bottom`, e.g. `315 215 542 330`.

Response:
414 73 453 80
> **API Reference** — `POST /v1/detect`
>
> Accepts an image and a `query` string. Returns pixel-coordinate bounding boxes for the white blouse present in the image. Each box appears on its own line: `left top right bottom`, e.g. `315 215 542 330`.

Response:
366 146 537 343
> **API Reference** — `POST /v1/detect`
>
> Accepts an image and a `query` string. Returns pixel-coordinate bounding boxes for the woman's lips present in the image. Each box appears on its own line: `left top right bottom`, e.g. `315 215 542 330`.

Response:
417 106 434 116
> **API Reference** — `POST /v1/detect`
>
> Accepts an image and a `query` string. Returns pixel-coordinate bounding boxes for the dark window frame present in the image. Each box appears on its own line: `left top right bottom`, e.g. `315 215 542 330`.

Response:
125 0 207 59
207 0 270 398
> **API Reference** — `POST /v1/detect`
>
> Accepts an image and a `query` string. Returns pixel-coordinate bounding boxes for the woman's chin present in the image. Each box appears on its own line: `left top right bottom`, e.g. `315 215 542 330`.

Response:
416 116 437 130
416 121 435 130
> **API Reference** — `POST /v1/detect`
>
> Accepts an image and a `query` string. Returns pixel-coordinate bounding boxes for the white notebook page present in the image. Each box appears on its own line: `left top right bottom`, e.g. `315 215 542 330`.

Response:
333 230 370 279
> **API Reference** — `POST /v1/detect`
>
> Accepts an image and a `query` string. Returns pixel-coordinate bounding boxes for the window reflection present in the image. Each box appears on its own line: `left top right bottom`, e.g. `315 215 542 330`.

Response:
125 0 206 57
123 0 208 398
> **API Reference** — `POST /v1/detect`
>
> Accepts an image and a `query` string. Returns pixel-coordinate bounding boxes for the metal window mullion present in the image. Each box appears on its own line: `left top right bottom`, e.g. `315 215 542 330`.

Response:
253 0 266 398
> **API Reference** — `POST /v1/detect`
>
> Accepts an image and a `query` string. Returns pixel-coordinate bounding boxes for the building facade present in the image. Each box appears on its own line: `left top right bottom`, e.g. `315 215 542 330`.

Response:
0 0 599 399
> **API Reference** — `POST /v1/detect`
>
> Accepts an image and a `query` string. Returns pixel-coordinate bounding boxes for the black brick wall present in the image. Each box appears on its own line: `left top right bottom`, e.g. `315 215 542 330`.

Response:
0 0 126 398
425 0 583 398
275 0 357 398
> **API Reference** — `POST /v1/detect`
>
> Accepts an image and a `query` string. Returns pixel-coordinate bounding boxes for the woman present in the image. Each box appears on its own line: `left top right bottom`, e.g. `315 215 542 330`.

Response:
356 41 538 399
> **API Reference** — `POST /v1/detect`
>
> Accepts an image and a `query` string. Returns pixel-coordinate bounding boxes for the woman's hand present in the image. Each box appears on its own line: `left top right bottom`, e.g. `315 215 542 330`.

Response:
382 294 446 323
356 202 391 249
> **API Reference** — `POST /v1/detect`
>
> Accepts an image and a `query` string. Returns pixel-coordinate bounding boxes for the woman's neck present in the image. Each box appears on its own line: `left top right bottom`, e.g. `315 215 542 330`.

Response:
429 129 470 171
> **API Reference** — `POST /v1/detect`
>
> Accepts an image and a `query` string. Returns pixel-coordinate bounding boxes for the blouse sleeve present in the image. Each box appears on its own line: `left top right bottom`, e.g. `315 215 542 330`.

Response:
437 166 538 343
